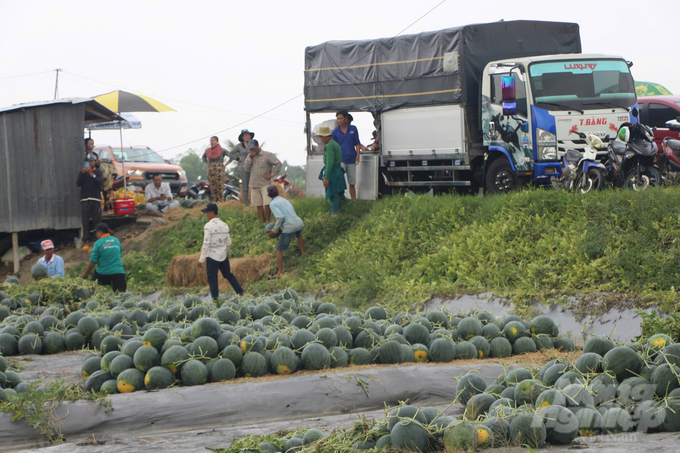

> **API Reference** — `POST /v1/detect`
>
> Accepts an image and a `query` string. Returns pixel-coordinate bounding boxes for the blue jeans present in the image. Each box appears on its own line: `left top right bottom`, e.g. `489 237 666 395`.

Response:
206 257 243 299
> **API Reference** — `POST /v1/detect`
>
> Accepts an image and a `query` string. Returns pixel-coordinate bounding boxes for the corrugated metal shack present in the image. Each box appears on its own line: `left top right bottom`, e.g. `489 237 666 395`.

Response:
0 98 121 272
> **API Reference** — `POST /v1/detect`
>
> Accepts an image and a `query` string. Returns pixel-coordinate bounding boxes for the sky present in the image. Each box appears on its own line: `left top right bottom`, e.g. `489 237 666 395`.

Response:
1 0 679 167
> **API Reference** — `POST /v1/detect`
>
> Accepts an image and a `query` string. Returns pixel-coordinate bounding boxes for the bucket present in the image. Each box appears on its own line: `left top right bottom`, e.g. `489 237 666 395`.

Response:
113 198 135 215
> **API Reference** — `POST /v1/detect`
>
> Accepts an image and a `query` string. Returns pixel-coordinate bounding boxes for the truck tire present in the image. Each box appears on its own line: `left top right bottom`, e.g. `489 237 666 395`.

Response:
485 158 516 193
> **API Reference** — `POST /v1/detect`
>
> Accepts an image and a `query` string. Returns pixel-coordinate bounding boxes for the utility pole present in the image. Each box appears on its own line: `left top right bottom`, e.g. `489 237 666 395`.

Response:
53 68 61 100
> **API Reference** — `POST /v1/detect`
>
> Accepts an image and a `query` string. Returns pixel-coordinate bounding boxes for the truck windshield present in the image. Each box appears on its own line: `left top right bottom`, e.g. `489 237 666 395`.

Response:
112 148 166 163
529 59 636 111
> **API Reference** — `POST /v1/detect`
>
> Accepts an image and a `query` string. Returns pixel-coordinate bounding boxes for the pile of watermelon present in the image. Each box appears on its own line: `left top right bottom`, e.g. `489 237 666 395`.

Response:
217 334 680 452
0 288 577 394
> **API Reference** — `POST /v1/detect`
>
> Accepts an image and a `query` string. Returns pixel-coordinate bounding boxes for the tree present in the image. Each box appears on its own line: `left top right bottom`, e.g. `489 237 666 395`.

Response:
173 148 207 183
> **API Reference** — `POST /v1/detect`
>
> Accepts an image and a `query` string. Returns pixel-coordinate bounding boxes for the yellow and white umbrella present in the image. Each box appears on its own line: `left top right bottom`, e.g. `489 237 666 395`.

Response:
93 90 174 193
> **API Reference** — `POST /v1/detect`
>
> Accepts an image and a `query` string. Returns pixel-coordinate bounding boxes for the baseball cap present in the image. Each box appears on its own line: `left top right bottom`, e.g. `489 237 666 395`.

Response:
266 185 278 197
248 139 260 150
201 203 218 214
94 223 110 233
40 240 55 250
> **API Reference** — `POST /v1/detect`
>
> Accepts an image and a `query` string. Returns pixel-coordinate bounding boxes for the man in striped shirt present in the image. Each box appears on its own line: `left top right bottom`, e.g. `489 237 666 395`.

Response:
197 203 244 300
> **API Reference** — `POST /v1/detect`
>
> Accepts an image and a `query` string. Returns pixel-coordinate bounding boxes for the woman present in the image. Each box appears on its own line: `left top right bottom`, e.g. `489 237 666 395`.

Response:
202 136 229 202
228 129 254 206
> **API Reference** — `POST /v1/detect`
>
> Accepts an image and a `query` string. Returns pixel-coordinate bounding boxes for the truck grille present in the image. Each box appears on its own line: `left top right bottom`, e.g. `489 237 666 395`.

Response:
143 171 179 181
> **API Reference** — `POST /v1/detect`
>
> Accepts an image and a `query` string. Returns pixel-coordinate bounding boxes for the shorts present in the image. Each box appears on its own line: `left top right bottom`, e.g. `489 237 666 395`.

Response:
341 162 357 185
276 229 303 252
93 271 127 292
251 186 271 207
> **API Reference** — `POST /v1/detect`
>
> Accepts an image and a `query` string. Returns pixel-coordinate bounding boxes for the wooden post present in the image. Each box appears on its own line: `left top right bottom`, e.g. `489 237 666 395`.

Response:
11 232 19 275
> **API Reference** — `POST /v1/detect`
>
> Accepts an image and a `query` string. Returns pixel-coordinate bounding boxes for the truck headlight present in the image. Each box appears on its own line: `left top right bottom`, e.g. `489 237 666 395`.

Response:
537 128 557 160
127 169 144 176
178 170 186 178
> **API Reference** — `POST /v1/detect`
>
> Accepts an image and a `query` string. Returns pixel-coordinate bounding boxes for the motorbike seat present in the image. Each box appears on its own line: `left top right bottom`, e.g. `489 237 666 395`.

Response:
610 141 627 156
666 138 680 154
564 149 581 164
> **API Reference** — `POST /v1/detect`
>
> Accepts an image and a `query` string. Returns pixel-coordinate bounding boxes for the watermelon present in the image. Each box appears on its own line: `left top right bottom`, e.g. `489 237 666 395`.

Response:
514 379 545 406
532 334 553 351
553 337 575 352
190 336 220 360
541 363 567 387
457 317 483 340
502 321 526 343
482 324 501 341
443 423 479 451
144 366 175 390
429 338 456 362
181 359 209 385
100 379 119 395
504 368 532 387
133 345 161 373
329 346 348 368
162 345 190 376
31 264 48 280
85 370 112 393
241 352 268 377
554 371 586 390
590 373 618 406
101 351 123 372
510 413 546 449
484 417 510 447
379 340 403 364
81 356 102 378
563 384 594 407
411 344 429 363
301 343 331 370
457 373 487 405
601 407 634 434
270 347 298 375
663 398 680 432
121 339 144 358
465 393 497 419
99 336 122 355
535 389 566 409
575 352 603 374
220 344 243 368
575 407 602 437
387 405 428 431
489 337 512 358
390 420 428 452
117 368 145 393
530 315 555 335
469 336 491 359
454 341 477 360
647 334 673 356
18 334 42 355
632 400 666 433
110 354 135 379
512 337 537 355
403 323 430 345
603 346 643 382
142 328 168 351
651 363 680 397
302 429 325 445
539 405 579 445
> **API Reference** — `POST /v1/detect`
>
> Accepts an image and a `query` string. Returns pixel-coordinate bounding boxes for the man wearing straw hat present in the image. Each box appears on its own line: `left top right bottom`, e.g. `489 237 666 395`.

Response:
316 126 346 214
197 203 245 300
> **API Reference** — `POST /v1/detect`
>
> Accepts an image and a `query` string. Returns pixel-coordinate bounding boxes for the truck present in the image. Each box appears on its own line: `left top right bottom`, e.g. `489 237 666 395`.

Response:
303 20 639 197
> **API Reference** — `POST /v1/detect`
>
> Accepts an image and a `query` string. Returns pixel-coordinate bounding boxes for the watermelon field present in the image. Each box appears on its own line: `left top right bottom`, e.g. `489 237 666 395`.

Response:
2 187 680 452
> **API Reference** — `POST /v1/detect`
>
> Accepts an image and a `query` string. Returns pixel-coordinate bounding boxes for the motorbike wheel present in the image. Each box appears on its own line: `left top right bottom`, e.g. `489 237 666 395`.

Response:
624 167 661 191
225 194 240 202
575 168 604 194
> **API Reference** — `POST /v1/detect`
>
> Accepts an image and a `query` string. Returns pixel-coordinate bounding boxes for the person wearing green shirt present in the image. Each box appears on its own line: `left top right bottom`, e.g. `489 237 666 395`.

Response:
82 223 127 292
316 126 347 214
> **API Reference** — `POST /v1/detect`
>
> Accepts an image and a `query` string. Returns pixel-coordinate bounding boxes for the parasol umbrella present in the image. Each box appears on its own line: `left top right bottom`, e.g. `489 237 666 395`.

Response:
93 90 174 193
635 81 673 97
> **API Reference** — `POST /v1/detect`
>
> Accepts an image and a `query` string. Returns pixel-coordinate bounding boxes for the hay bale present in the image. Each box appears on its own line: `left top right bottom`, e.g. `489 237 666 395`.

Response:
166 253 272 287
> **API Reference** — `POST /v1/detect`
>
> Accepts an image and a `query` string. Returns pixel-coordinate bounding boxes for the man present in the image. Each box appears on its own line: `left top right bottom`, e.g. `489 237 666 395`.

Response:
332 110 365 200
227 128 255 206
76 154 103 244
243 139 282 223
266 185 305 279
145 174 180 213
316 126 347 214
85 137 98 159
197 203 244 300
36 240 65 278
82 223 126 292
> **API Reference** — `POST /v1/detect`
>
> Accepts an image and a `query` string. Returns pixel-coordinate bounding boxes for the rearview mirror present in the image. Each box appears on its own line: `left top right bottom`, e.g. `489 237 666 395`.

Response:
667 120 680 131
502 102 518 116
501 75 515 102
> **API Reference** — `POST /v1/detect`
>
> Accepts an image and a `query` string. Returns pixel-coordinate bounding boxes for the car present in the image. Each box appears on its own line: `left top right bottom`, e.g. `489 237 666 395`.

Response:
94 145 188 196
637 96 680 148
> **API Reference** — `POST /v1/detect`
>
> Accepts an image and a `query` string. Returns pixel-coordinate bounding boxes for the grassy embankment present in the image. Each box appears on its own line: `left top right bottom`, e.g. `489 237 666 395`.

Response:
77 187 680 314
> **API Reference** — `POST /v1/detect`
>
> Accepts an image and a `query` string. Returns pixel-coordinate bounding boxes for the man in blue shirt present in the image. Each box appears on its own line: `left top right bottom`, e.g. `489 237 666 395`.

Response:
266 185 305 279
36 240 65 278
331 110 365 200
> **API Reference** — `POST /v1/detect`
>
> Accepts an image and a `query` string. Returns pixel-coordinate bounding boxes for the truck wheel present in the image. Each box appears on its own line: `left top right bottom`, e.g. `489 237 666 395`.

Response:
485 158 516 193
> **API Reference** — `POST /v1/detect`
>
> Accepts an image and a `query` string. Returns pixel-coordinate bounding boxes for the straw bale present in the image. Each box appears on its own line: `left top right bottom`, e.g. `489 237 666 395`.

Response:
166 252 272 287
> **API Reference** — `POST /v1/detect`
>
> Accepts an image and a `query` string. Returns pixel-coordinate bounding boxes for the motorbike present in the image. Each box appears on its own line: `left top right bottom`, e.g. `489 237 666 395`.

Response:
273 173 292 193
187 176 240 201
551 131 608 193
604 122 661 190
657 135 680 183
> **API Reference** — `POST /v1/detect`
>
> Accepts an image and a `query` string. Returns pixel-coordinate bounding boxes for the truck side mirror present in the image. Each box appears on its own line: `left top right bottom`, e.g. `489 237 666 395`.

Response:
501 75 518 116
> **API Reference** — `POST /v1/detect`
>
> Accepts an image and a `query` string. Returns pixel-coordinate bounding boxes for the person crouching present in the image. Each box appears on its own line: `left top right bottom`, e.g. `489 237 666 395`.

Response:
266 185 305 279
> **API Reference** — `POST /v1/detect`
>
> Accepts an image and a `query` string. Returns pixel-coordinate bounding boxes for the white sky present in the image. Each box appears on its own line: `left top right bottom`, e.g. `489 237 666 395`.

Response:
2 0 679 167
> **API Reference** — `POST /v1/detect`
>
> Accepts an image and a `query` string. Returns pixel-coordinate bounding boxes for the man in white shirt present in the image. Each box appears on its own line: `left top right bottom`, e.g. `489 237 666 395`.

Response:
197 203 244 300
145 174 180 213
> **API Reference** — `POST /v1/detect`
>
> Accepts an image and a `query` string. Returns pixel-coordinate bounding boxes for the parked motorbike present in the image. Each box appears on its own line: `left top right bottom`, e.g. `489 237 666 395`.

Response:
657 135 680 183
186 176 240 201
551 131 607 193
604 122 661 190
273 173 292 193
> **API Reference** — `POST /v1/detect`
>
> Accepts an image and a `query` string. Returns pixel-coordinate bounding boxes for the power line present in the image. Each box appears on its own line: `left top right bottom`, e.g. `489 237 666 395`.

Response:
0 70 53 81
63 70 302 125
